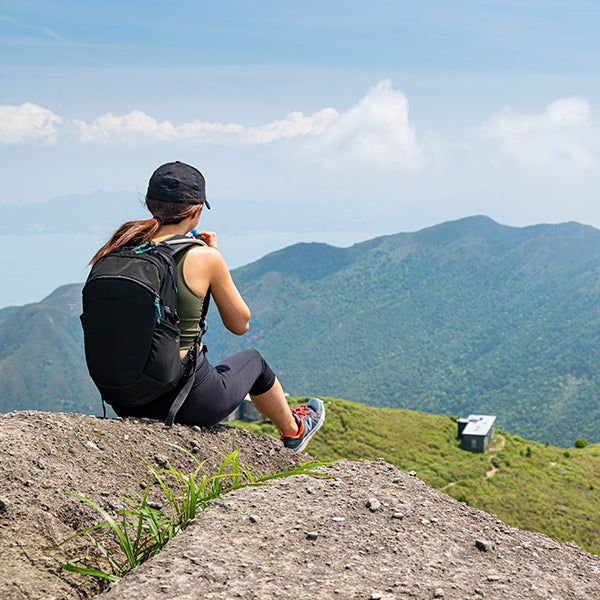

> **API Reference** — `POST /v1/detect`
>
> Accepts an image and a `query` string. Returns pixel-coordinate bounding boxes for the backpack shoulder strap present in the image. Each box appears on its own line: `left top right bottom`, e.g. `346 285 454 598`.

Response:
164 286 212 427
161 234 213 427
161 234 207 256
161 234 211 321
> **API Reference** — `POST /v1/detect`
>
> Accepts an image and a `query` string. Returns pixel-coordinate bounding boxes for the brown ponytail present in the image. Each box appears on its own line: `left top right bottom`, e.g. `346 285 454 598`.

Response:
89 217 160 264
89 198 200 264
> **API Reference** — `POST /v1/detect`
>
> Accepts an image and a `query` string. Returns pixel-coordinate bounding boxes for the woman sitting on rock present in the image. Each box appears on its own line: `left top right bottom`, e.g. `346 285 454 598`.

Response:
89 161 324 453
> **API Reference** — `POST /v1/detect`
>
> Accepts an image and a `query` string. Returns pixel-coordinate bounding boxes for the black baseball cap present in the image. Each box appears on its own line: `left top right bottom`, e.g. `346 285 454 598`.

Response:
146 161 211 208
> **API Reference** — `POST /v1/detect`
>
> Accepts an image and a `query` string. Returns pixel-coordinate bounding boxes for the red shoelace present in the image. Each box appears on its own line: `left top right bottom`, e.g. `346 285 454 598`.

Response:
291 405 312 419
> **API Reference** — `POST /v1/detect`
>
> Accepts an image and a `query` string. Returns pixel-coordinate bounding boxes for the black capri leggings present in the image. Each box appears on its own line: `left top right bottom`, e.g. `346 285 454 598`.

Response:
113 349 276 427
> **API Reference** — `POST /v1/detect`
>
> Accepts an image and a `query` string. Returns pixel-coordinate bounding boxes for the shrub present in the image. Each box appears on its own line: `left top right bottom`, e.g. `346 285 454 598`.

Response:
574 439 588 449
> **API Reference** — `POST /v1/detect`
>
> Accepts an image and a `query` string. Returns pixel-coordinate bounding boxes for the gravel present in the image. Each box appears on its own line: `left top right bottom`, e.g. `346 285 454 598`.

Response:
1 410 598 600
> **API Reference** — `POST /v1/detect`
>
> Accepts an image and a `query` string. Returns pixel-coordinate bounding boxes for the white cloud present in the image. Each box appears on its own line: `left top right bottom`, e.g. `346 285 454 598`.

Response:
240 108 338 143
73 107 338 145
4 88 599 188
0 15 64 41
0 103 62 144
71 79 419 172
304 80 421 171
74 110 178 143
474 97 598 169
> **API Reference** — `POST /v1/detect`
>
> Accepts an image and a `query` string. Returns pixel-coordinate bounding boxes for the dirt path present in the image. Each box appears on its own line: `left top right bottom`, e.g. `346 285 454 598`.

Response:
486 433 506 478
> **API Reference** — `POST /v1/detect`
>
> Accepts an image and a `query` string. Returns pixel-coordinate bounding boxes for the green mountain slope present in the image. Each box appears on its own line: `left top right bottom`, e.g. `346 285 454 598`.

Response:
0 284 99 414
233 396 600 557
207 216 600 446
2 216 600 446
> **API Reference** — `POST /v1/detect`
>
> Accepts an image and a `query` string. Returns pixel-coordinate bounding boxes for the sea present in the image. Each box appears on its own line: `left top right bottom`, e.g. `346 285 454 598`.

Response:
0 230 375 309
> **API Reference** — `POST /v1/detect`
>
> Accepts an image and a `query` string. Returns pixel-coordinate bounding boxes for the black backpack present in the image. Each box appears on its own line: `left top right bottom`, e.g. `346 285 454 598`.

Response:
80 235 210 425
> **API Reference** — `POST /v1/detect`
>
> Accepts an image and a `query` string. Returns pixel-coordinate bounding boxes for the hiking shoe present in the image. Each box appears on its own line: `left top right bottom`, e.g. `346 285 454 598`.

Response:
281 398 325 453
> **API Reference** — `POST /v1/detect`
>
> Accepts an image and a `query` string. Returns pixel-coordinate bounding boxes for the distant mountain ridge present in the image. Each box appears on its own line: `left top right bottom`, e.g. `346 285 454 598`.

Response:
0 189 366 236
2 215 600 446
0 191 144 235
209 215 600 446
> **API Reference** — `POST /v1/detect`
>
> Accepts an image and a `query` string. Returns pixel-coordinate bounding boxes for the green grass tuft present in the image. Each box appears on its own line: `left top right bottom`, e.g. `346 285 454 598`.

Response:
60 438 329 582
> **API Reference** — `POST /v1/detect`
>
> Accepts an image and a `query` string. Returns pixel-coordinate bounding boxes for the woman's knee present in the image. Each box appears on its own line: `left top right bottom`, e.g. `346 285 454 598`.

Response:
249 357 276 395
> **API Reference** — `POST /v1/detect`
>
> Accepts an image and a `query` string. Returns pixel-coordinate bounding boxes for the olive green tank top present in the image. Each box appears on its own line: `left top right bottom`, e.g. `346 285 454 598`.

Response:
175 250 206 350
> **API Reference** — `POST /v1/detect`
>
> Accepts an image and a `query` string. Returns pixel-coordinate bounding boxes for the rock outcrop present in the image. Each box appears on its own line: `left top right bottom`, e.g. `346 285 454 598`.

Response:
0 411 597 599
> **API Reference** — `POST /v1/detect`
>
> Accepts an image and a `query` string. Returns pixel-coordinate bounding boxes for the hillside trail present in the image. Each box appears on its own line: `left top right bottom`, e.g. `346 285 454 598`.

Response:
485 433 506 479
0 411 599 600
441 433 506 489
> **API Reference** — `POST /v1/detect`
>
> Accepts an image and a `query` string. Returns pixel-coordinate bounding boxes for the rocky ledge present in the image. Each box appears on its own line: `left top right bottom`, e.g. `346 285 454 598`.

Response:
0 411 597 599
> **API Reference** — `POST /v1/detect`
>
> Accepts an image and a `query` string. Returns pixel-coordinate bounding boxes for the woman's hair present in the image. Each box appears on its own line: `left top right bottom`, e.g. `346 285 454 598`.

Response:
89 197 199 264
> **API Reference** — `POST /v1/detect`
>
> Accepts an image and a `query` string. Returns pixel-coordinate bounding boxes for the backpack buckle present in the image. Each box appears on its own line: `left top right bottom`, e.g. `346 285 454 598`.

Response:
133 241 156 254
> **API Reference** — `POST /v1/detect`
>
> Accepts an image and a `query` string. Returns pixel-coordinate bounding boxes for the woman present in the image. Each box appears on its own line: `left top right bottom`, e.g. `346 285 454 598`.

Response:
90 161 324 453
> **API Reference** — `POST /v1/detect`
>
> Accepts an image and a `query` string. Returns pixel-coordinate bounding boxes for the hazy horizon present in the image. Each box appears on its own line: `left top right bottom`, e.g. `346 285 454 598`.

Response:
2 1 600 306
2 190 598 310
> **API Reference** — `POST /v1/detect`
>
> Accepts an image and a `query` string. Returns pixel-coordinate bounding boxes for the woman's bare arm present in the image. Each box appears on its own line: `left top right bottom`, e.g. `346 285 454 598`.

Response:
183 244 250 335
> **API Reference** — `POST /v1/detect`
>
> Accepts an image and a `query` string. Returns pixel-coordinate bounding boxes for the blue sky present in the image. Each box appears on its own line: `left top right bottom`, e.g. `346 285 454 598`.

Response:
2 0 600 237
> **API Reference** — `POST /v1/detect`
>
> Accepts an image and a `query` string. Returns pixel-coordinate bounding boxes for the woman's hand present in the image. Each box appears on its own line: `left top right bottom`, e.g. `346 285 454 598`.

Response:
196 230 218 249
